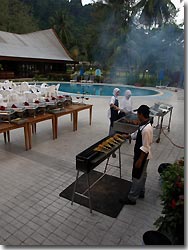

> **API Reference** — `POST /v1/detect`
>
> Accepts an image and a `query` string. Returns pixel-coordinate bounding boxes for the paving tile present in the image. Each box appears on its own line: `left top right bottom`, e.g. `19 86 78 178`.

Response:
21 211 35 220
13 231 28 242
19 225 35 236
82 236 100 246
4 235 22 245
3 224 18 235
9 220 24 229
0 92 184 246
66 235 83 245
67 229 85 241
41 222 56 233
53 228 68 239
30 232 46 244
47 217 62 228
26 221 40 231
42 239 56 245
62 218 78 229
0 229 12 240
16 215 30 225
36 226 51 238
47 233 70 245
56 224 74 235
22 238 40 246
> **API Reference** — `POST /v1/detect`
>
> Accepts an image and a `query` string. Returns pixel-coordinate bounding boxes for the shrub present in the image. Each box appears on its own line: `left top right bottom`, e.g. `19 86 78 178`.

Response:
154 158 184 245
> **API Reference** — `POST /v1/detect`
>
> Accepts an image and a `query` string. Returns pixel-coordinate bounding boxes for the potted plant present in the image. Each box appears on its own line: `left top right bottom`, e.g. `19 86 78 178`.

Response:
154 158 184 245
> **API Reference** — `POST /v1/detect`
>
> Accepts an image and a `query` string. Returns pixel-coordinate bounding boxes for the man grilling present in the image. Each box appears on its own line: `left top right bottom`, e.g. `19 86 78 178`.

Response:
120 105 153 205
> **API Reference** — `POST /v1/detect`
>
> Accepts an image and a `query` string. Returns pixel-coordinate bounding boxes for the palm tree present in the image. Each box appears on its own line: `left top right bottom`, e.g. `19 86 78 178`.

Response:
103 0 136 26
49 10 73 48
133 0 176 28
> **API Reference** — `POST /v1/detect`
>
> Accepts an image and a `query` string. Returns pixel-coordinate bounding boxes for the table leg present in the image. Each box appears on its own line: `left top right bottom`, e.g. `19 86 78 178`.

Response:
24 124 29 150
54 116 58 138
32 124 34 134
7 131 10 142
73 111 78 131
3 132 7 143
52 117 56 139
28 124 32 149
89 106 92 125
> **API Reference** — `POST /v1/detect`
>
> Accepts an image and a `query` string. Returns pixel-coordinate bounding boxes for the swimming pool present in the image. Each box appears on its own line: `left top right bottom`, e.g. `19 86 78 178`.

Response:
48 82 159 96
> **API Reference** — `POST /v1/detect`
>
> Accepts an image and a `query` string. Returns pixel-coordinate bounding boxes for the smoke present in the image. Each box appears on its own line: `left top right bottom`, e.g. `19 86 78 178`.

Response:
92 13 184 85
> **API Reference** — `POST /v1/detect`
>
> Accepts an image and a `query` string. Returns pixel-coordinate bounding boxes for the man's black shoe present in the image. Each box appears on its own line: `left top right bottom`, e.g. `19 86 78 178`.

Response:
139 193 145 199
112 153 116 158
119 198 136 205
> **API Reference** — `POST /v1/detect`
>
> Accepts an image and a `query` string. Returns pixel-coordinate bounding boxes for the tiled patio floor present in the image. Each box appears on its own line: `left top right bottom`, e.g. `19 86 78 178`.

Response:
0 88 184 246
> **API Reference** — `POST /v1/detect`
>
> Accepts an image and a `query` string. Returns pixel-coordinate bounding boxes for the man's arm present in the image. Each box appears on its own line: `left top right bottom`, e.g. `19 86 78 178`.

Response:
122 130 138 140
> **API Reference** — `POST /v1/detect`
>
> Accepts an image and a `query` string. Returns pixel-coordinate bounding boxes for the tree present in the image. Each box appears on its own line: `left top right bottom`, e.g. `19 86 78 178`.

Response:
0 0 38 33
133 0 176 28
0 0 9 31
49 10 74 48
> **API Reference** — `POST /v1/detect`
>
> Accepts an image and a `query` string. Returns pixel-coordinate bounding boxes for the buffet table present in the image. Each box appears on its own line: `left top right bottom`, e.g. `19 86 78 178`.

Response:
52 104 93 138
26 113 56 149
0 102 93 150
0 122 29 150
71 104 93 131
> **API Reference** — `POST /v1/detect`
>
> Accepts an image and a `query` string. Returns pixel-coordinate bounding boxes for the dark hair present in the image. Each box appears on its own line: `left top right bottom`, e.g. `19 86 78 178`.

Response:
137 105 150 118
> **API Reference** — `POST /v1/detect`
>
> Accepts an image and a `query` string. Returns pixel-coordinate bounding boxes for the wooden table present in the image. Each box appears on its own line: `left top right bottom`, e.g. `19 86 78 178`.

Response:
0 104 93 150
26 113 56 149
71 104 93 131
0 122 29 150
52 104 93 138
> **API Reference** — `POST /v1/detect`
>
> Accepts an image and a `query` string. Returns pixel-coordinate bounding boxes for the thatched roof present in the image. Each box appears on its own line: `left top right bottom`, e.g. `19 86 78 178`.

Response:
0 29 74 63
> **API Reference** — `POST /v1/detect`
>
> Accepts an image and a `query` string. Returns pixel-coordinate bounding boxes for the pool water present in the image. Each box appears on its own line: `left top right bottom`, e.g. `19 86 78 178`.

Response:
49 82 159 96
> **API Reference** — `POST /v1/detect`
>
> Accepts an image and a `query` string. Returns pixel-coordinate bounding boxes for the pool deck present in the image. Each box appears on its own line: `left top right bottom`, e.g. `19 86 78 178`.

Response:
0 87 184 246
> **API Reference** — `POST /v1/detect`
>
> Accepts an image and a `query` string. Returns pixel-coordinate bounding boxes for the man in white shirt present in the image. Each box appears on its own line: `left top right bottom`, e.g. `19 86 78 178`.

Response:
120 105 153 205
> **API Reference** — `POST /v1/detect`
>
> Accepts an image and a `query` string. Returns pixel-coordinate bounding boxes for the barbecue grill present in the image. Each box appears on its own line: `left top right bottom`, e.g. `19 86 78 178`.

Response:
114 103 173 143
71 134 126 212
113 113 139 134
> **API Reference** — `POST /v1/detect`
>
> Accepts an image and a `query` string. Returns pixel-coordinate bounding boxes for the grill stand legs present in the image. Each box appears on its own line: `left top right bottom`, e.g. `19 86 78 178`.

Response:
86 173 92 213
154 107 173 143
156 116 164 143
71 170 92 213
104 147 122 178
71 170 79 206
71 144 123 214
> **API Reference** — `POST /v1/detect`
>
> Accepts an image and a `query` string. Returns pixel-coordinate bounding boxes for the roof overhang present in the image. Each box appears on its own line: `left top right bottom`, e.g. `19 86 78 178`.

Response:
0 29 77 63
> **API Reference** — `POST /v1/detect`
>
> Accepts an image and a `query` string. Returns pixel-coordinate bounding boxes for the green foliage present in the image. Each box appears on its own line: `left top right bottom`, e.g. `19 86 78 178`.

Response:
133 0 177 28
154 158 184 244
0 0 38 33
0 0 184 86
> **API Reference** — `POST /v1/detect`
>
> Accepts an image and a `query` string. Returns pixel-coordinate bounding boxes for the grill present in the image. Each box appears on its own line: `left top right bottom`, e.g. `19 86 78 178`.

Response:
76 135 125 173
114 103 173 143
72 134 126 212
113 113 139 134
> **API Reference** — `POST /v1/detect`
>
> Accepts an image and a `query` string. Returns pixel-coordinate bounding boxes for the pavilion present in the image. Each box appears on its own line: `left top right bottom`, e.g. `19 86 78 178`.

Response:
0 29 75 79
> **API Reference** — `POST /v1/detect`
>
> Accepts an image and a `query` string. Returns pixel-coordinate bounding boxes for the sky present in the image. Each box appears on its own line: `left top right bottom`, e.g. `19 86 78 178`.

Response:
81 0 184 24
